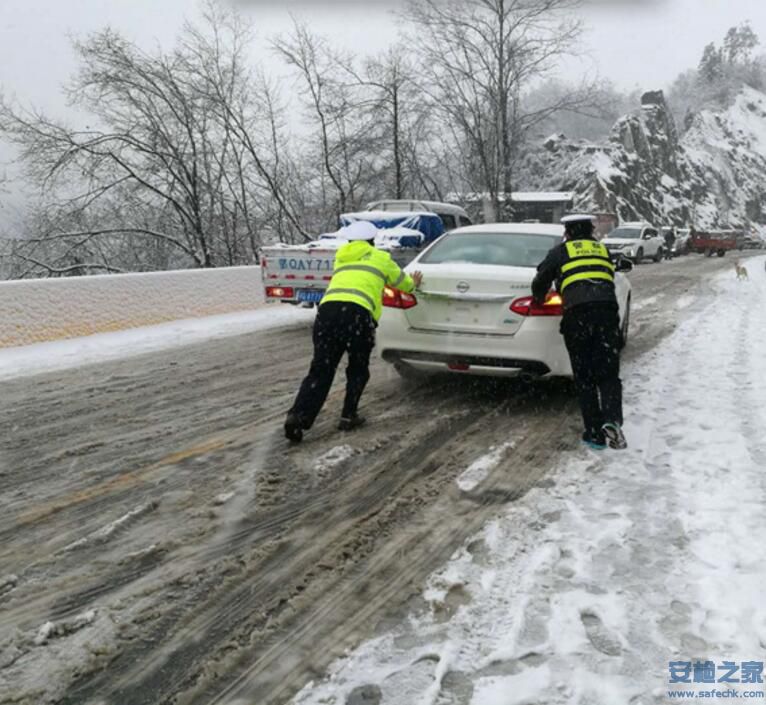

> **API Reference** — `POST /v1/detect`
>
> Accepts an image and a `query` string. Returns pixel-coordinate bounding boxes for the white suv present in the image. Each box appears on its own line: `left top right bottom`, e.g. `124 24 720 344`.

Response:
602 222 664 263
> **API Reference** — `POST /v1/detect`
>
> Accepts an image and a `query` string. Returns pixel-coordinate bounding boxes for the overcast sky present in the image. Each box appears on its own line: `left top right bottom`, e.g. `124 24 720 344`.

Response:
2 0 766 111
1 0 766 223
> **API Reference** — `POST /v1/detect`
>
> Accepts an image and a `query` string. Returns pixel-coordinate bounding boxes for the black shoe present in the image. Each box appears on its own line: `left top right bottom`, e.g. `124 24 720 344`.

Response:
338 414 366 431
284 413 304 443
602 423 627 450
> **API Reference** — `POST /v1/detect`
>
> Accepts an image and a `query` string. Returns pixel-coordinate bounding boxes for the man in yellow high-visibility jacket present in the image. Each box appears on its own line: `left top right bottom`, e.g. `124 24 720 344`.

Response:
285 221 422 443
532 214 627 451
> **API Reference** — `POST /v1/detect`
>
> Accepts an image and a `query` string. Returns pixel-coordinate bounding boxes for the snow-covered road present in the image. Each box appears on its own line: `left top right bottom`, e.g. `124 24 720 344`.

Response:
1 253 763 705
292 257 766 705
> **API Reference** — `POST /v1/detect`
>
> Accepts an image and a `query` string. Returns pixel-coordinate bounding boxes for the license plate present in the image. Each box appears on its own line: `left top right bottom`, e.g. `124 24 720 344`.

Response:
297 289 324 303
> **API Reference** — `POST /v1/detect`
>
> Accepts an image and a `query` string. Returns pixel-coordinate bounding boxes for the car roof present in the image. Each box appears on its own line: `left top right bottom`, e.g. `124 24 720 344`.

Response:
366 200 469 217
617 221 652 228
448 223 563 236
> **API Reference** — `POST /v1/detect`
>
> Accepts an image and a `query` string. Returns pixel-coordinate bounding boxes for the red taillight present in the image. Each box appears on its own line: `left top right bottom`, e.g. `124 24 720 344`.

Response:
383 286 418 309
510 292 563 316
265 286 294 299
448 362 470 371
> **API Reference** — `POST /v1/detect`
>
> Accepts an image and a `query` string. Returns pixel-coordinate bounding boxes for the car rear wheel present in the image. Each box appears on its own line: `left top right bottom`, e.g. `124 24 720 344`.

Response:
716 249 726 257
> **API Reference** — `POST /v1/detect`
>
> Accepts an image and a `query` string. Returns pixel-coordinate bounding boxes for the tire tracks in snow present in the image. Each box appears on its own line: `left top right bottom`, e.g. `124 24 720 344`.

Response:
0 254 753 705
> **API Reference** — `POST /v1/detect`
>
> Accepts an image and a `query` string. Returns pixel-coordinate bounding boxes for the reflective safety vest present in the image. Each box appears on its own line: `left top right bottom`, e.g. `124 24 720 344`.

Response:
321 241 415 321
560 239 615 292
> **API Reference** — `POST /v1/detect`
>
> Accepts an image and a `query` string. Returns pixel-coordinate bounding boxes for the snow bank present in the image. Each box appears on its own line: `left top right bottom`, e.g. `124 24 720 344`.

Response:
0 305 314 381
0 265 265 348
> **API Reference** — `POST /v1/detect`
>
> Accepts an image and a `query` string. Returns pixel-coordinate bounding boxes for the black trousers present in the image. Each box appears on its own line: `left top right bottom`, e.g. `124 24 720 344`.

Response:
289 301 376 427
561 302 624 439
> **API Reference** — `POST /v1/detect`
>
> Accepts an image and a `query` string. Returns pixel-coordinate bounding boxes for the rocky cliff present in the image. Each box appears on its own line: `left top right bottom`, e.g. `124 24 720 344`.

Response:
519 86 766 230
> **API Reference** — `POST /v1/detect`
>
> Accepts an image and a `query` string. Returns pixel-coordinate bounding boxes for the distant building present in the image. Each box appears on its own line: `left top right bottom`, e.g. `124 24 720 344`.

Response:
446 191 574 224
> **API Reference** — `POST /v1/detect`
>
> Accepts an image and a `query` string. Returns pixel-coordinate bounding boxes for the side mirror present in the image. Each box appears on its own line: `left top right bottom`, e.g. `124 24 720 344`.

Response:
642 233 652 240
615 257 633 272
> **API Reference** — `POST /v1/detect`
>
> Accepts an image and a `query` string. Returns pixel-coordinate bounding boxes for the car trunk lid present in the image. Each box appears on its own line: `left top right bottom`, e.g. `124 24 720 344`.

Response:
403 264 535 336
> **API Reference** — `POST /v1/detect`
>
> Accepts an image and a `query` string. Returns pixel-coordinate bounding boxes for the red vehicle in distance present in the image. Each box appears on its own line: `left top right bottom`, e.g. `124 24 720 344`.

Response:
689 229 738 257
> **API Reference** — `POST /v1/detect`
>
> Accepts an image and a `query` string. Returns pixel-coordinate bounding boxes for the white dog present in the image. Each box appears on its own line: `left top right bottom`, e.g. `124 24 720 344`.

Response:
735 260 749 280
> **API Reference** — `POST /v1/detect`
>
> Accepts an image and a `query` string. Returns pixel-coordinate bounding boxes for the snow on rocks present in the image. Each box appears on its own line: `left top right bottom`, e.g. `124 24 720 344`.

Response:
292 258 766 704
520 86 766 232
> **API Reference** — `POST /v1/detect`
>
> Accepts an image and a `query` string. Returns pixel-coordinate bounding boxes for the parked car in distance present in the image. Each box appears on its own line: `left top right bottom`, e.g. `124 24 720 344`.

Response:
741 233 765 250
601 222 664 263
674 228 692 255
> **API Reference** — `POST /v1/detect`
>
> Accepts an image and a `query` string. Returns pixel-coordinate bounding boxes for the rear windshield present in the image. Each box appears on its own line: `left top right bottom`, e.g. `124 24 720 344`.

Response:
419 232 561 268
609 227 642 239
439 213 457 231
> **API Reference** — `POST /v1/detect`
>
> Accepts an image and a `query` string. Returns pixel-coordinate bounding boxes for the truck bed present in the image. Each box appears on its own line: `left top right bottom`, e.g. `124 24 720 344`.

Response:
690 232 737 256
260 245 337 304
260 244 422 305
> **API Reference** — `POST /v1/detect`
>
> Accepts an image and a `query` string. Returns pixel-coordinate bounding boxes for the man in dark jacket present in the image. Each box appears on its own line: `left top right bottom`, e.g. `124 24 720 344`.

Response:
532 214 627 450
663 227 676 259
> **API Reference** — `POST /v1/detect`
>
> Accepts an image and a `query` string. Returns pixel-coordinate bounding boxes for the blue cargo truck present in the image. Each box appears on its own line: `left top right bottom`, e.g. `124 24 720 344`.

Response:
260 202 470 305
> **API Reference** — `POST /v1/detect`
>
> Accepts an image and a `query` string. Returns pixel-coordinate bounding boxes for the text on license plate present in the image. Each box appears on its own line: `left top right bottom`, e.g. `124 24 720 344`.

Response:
297 289 324 303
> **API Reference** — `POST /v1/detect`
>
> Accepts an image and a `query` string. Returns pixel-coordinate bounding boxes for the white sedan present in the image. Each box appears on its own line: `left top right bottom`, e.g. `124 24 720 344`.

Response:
378 223 632 378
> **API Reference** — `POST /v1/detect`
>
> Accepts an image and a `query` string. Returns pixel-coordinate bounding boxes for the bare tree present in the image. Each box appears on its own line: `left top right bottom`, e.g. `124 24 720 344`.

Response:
404 0 592 220
339 46 442 201
273 21 374 225
183 4 310 242
0 3 306 276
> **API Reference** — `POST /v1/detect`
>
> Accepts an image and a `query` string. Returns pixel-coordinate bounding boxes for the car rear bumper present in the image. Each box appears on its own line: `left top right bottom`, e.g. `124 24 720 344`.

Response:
378 314 573 377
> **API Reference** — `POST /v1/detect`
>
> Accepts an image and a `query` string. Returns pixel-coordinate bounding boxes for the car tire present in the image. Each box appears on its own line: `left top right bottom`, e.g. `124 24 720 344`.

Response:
717 249 726 257
393 360 425 380
654 247 663 262
620 298 630 350
634 247 644 264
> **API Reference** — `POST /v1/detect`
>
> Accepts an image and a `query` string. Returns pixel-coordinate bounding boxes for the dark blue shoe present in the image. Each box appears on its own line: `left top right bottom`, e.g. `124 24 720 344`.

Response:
582 431 606 450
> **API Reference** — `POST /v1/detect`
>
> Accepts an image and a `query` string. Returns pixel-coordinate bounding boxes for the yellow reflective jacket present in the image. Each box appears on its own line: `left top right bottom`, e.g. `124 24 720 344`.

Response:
321 241 415 321
560 240 615 291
